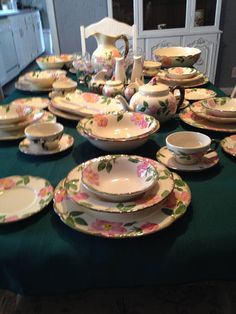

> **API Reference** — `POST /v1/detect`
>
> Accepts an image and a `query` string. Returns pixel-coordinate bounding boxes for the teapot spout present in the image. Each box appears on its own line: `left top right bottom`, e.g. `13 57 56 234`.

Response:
115 95 133 111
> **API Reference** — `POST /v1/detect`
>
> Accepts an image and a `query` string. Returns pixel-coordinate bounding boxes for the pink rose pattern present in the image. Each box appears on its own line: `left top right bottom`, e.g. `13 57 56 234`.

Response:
94 114 108 127
137 160 150 177
38 185 53 197
83 165 100 186
0 178 16 190
90 219 127 236
130 113 148 129
71 192 89 202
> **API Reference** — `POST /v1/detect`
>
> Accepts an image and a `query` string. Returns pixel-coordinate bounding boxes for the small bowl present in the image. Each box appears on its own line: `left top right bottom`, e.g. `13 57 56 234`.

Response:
81 155 158 202
25 122 64 150
166 131 211 165
154 47 201 68
167 67 197 79
36 56 65 70
202 97 236 118
0 103 32 125
77 112 160 152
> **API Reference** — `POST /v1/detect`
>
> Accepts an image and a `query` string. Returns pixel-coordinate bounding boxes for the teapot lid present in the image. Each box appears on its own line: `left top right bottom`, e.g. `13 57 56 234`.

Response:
139 82 169 96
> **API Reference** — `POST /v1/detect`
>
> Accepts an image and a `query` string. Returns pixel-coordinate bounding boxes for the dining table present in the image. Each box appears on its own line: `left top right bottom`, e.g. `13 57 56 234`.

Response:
0 70 236 297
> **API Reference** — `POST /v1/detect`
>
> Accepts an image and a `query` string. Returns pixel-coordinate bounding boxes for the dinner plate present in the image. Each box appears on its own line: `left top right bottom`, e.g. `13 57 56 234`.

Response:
156 146 219 172
179 108 236 133
52 92 126 117
53 172 191 238
48 104 83 121
0 175 53 224
185 88 216 101
190 101 236 124
10 97 50 110
65 157 174 214
19 134 74 155
220 135 236 157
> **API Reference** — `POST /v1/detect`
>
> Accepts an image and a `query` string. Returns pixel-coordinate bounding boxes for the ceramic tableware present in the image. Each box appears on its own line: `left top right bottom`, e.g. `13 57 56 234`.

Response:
156 146 219 172
167 67 197 79
19 134 74 155
0 103 32 125
179 108 236 133
166 131 212 165
81 155 158 202
185 88 216 101
48 103 83 121
102 80 124 97
0 175 53 224
10 97 50 110
53 172 191 238
190 101 236 124
24 71 57 88
25 122 64 150
65 157 174 214
220 135 236 157
77 112 159 152
154 46 201 67
52 78 77 91
85 70 107 94
143 60 161 77
202 97 236 118
36 54 73 70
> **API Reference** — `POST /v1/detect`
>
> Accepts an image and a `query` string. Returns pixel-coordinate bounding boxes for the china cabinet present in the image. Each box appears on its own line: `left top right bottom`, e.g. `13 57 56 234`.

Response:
107 0 222 83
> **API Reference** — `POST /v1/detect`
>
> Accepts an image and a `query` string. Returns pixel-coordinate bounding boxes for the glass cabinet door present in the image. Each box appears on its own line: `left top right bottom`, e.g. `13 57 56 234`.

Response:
111 0 134 25
194 0 217 27
142 0 187 30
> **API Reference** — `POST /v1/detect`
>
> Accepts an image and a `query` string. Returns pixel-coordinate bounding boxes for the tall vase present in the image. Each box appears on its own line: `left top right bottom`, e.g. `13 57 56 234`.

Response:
130 56 143 83
114 57 127 84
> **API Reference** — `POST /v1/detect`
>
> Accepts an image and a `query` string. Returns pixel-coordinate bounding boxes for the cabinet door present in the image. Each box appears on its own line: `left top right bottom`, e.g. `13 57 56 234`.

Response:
183 34 218 82
24 14 38 61
32 12 45 55
146 37 182 60
0 52 6 85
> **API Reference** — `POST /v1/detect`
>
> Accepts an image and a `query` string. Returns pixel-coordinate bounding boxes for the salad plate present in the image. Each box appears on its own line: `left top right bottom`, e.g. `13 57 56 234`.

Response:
0 103 32 124
190 101 236 124
10 97 50 110
185 88 216 101
156 146 219 172
48 104 83 121
53 172 191 238
19 134 74 155
179 108 236 133
52 92 126 117
0 175 53 224
221 135 236 157
65 156 174 214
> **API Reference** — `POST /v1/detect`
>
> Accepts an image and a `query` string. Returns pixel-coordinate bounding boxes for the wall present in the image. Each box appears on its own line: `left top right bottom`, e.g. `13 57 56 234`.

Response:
53 0 108 54
215 0 236 89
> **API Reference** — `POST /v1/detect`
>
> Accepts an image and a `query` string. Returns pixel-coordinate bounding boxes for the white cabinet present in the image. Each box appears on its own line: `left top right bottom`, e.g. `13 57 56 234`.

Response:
108 0 222 83
32 11 45 56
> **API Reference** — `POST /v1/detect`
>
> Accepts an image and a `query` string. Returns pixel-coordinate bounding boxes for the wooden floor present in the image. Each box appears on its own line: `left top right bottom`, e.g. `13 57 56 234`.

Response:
0 282 236 313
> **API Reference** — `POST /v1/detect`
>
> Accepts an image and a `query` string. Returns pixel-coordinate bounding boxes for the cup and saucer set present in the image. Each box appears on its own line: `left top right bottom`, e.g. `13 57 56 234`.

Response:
19 122 74 156
156 131 220 172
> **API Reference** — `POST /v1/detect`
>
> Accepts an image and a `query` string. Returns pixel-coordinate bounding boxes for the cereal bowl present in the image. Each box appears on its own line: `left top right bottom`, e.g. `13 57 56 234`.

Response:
81 155 158 202
167 67 197 79
36 56 65 70
202 97 236 118
24 71 57 88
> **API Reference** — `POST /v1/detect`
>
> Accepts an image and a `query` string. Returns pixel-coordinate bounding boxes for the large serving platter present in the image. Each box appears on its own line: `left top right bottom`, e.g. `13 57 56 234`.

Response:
53 172 191 238
65 157 174 214
52 91 127 117
179 108 236 133
0 175 53 224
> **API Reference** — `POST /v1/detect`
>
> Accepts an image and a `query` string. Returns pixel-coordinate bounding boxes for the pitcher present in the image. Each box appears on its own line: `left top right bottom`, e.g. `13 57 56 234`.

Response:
92 33 129 73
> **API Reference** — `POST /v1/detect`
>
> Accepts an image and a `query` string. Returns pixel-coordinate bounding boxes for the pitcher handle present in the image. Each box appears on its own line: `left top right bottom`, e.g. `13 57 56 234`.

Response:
171 85 185 109
117 35 129 60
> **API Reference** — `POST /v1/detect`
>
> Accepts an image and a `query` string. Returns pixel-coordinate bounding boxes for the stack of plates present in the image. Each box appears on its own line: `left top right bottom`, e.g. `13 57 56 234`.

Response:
15 70 67 92
0 102 57 140
53 154 191 238
157 67 208 88
179 97 236 133
49 90 127 120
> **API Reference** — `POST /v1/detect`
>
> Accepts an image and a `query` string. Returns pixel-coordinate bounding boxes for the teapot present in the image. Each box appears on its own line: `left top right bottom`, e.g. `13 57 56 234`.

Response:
117 79 184 123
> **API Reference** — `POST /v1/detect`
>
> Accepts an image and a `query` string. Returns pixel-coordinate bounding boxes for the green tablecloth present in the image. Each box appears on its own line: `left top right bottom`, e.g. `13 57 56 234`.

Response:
0 78 236 296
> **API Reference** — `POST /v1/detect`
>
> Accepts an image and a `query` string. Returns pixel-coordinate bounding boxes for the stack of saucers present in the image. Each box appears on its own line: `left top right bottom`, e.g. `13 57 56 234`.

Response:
179 97 236 133
49 90 127 121
0 102 56 141
157 67 208 88
53 154 191 238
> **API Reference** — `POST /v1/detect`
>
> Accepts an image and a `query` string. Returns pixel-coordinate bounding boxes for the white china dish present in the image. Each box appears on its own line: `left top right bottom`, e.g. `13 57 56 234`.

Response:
154 46 201 67
0 103 32 124
36 54 73 70
10 97 50 110
202 97 236 118
52 78 77 91
81 155 158 202
185 88 216 101
48 103 83 121
24 71 57 88
220 135 236 157
167 67 197 79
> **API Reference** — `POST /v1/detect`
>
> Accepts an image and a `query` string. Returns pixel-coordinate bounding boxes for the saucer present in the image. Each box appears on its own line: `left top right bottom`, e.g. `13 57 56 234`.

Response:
156 146 219 172
185 88 216 101
19 134 74 155
48 104 83 121
221 135 236 157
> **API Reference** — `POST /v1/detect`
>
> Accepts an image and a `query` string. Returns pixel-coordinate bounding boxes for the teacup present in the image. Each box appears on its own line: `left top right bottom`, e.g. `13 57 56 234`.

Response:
25 122 64 150
166 131 213 165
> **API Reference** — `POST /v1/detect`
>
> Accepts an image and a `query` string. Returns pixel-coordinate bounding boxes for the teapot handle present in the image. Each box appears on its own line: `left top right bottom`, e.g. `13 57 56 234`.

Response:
117 35 129 60
171 85 185 109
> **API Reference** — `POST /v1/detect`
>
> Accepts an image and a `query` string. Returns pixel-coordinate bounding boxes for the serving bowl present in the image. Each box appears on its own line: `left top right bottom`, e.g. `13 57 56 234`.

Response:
36 56 65 70
154 46 201 68
202 97 236 118
81 155 158 202
24 71 57 88
167 67 197 79
77 112 160 152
